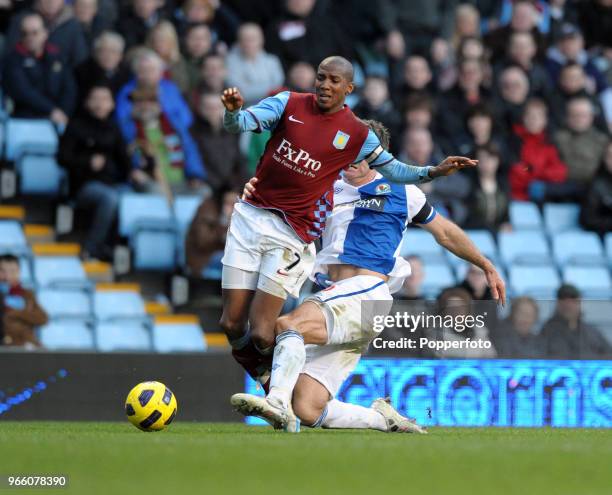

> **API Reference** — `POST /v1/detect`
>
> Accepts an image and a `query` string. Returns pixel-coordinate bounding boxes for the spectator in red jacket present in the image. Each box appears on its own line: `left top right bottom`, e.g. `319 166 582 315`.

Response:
509 98 568 201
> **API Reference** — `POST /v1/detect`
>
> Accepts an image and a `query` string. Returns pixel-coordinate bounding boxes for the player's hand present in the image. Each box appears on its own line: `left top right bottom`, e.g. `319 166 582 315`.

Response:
430 156 478 178
241 177 258 200
221 87 244 112
485 267 506 307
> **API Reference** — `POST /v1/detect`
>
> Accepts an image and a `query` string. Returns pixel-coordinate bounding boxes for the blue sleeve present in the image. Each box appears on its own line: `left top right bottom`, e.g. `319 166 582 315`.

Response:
355 129 433 184
223 91 290 133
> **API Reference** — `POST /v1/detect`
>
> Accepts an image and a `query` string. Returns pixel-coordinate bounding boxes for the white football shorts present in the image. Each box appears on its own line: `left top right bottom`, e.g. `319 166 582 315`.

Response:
301 275 393 396
221 201 316 299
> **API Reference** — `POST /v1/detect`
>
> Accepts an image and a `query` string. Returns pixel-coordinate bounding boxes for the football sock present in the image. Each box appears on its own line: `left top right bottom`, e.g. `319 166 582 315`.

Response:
320 399 387 431
253 342 274 356
228 327 251 350
267 330 305 408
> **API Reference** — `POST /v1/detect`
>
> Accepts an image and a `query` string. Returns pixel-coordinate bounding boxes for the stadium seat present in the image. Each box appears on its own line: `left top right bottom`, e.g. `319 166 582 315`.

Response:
94 288 146 321
16 154 66 195
38 288 91 319
552 231 605 267
509 201 542 230
0 221 27 252
4 118 58 161
119 194 173 237
19 256 34 287
401 228 445 263
447 230 498 267
563 266 612 298
498 231 550 267
421 262 456 299
174 195 202 266
39 320 95 350
605 233 612 265
509 265 560 298
543 203 580 234
33 256 89 288
95 320 152 352
152 316 207 353
131 226 177 271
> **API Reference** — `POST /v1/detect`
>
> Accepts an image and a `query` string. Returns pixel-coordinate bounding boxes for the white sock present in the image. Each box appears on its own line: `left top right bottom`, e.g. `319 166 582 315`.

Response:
267 330 305 408
320 399 387 431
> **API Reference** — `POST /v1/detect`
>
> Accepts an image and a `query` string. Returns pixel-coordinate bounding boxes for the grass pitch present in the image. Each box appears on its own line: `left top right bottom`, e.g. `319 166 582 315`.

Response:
1 422 611 495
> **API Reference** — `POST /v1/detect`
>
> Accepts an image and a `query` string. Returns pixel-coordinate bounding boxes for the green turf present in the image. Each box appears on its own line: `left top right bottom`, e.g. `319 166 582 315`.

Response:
1 422 611 495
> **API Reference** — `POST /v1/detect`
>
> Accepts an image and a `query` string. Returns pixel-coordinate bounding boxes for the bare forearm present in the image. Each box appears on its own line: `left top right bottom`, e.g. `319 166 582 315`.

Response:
434 222 493 271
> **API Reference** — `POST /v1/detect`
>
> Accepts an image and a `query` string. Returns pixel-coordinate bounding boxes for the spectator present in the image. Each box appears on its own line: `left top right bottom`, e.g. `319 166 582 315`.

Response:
461 103 506 158
286 61 315 92
555 97 609 188
493 65 530 132
425 287 497 358
577 0 612 50
395 55 435 108
199 53 228 94
437 58 491 153
485 0 544 63
58 85 131 260
117 0 165 50
116 50 208 196
451 3 480 52
540 284 612 359
75 31 130 99
146 20 190 94
182 23 214 94
226 22 285 106
394 255 425 300
185 188 237 277
3 12 76 125
7 0 89 68
498 31 552 97
190 91 247 192
73 0 107 50
495 296 543 358
549 63 608 132
265 0 351 69
354 76 401 147
401 127 471 224
508 98 568 201
465 144 511 232
580 140 612 236
172 0 240 45
402 94 435 133
0 254 48 348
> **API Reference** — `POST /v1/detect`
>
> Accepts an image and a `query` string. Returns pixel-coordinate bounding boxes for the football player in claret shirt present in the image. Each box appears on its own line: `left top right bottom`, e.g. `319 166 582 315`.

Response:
220 56 477 386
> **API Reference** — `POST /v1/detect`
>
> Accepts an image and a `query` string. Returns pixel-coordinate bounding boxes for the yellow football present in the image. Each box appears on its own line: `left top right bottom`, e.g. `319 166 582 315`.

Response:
125 381 178 432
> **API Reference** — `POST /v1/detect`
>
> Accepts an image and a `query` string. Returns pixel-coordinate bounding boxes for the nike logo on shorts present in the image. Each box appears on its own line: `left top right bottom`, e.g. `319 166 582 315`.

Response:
288 115 304 124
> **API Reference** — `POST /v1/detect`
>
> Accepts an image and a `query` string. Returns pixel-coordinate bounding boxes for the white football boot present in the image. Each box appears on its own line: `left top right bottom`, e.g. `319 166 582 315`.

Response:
371 397 428 434
231 393 300 433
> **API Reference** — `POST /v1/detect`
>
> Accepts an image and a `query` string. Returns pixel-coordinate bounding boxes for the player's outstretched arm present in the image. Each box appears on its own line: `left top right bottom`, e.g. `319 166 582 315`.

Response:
420 214 506 306
222 88 289 134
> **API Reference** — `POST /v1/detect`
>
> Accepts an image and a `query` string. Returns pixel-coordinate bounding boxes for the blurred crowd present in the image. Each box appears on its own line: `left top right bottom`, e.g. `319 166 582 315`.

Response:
0 0 611 354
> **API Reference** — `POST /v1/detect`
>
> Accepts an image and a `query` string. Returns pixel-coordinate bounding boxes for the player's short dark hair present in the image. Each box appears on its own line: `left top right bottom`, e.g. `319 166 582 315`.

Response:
319 56 354 82
362 119 390 151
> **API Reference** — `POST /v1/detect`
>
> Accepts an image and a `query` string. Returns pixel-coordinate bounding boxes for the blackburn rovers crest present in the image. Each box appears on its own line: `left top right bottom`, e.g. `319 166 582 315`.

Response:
332 131 350 150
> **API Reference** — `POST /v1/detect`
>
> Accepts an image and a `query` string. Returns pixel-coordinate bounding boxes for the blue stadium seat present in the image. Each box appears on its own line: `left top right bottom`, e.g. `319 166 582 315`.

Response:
563 266 612 298
16 154 66 195
174 195 202 266
421 262 456 299
401 228 445 263
38 288 91 319
19 256 34 288
119 194 173 237
605 233 612 266
131 227 177 271
498 231 550 267
0 221 27 252
33 256 89 288
543 203 580 234
94 290 146 320
152 320 207 353
96 320 152 352
509 201 543 230
552 231 605 267
39 320 95 350
447 230 498 267
4 119 58 161
509 265 560 298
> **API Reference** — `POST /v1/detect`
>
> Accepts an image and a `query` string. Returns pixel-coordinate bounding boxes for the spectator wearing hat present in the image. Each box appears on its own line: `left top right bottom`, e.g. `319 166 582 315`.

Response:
3 12 77 126
540 284 612 359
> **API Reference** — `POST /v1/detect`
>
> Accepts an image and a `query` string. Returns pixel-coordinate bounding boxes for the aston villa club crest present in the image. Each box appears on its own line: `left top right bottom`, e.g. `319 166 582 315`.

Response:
375 183 391 195
332 131 350 150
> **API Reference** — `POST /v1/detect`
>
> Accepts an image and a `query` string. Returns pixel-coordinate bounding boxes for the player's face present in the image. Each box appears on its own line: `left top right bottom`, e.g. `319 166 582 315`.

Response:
315 66 353 113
